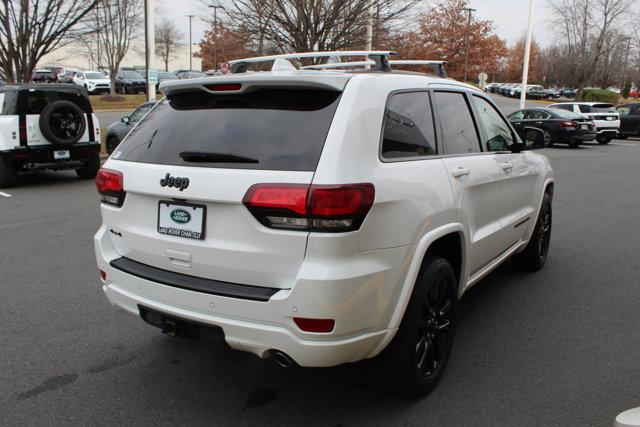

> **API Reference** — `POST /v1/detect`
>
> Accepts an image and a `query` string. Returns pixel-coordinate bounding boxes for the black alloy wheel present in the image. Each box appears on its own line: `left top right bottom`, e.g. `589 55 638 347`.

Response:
415 277 454 378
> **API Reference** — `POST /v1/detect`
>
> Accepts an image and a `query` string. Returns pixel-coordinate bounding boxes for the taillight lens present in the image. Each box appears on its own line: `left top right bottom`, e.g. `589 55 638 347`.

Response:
243 183 375 232
560 120 576 128
96 168 125 207
204 83 242 91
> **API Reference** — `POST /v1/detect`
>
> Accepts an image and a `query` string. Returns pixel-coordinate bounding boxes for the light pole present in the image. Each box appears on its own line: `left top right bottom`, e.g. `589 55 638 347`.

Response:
145 0 156 101
462 7 475 82
187 14 195 70
209 4 223 70
519 0 535 110
621 37 631 92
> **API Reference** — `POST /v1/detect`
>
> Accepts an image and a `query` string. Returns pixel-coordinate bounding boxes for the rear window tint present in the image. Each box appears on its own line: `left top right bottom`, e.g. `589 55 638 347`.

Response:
381 92 436 159
15 90 92 115
115 89 341 171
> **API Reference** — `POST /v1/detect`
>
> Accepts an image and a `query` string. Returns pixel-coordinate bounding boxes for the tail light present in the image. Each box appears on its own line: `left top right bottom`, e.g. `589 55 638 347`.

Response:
204 83 242 91
18 117 27 142
243 183 375 233
96 168 125 207
560 120 576 128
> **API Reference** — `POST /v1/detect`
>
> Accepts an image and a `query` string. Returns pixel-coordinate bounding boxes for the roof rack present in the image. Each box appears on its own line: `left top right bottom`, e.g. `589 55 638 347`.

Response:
229 51 397 73
389 60 448 77
299 61 376 70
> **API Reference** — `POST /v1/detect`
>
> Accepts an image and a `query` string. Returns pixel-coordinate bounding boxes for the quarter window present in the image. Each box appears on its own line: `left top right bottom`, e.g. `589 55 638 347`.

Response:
526 110 551 120
508 110 526 120
381 92 436 159
472 95 514 152
434 91 480 154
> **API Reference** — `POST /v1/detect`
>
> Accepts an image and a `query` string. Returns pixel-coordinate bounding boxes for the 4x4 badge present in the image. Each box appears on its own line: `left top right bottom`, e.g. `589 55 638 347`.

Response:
160 173 189 191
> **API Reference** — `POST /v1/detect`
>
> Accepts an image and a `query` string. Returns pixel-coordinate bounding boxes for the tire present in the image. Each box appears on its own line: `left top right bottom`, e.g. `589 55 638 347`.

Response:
514 193 552 271
523 129 543 149
0 159 19 188
39 100 87 145
106 136 120 154
75 154 100 180
568 139 581 148
596 135 611 144
374 255 457 396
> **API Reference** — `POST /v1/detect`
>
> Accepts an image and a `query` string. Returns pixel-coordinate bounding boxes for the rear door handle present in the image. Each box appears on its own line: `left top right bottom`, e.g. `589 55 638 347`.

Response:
451 167 470 178
500 162 513 172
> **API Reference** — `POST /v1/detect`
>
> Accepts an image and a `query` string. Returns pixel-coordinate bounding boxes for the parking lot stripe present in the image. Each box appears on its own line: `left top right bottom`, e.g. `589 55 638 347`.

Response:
0 191 12 197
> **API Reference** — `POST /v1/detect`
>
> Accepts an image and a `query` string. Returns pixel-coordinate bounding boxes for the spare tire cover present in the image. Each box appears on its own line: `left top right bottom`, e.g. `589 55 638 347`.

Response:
39 100 87 145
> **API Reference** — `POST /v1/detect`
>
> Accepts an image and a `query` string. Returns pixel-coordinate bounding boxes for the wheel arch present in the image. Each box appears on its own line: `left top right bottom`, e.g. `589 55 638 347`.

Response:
367 223 468 358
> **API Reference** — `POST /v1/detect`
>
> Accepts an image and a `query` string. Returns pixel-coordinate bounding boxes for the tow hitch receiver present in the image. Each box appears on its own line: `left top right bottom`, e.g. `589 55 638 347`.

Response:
138 305 222 340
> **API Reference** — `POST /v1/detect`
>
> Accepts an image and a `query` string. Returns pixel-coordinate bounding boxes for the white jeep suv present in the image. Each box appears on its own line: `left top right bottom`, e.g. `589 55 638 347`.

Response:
94 52 554 396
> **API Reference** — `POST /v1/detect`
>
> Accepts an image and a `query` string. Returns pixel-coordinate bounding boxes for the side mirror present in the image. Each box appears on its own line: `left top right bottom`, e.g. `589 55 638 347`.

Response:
486 135 509 152
121 116 130 124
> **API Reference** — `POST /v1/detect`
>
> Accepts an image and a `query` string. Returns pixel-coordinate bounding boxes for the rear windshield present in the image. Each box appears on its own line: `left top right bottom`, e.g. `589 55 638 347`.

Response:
549 108 582 119
15 90 92 115
86 72 106 79
115 88 342 171
122 71 143 79
578 104 615 113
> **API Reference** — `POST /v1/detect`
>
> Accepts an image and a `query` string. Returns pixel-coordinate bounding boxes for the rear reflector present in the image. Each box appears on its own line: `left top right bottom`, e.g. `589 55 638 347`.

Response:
243 183 374 232
99 270 107 281
293 317 335 333
96 168 125 207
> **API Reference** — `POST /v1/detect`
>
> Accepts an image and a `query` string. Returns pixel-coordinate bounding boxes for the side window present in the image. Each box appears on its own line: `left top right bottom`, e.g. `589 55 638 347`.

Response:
527 110 551 120
381 92 436 159
578 105 591 113
433 91 480 154
616 107 630 116
554 104 570 111
630 106 640 116
129 105 152 123
508 110 525 120
472 95 515 152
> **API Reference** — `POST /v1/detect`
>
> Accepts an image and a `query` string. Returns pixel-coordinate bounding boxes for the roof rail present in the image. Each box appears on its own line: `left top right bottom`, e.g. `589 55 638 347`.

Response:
300 61 376 70
388 60 448 77
229 51 397 73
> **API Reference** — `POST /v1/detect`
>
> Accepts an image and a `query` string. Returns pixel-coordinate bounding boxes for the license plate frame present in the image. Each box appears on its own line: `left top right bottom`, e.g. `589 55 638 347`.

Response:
157 201 206 240
53 149 70 160
580 124 588 130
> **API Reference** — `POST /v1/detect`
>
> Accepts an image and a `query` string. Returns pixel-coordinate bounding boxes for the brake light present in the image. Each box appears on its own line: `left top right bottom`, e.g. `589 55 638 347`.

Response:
243 183 375 232
204 83 242 91
293 317 335 333
96 168 125 207
560 120 576 128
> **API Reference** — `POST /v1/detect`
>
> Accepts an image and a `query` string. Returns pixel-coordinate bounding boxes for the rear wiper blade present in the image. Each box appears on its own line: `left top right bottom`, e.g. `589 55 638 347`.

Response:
179 151 259 163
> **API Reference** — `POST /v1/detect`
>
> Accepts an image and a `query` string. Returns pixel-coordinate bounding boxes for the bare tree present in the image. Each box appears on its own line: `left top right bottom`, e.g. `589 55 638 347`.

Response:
549 0 633 99
217 0 420 55
0 0 100 83
155 19 183 71
82 0 143 95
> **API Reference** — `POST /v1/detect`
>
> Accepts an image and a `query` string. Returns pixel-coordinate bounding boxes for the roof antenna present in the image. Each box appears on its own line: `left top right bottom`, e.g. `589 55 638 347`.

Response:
271 58 297 72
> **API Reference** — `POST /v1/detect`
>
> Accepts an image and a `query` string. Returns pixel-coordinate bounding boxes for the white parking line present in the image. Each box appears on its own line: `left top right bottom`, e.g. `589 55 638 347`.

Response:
0 191 12 198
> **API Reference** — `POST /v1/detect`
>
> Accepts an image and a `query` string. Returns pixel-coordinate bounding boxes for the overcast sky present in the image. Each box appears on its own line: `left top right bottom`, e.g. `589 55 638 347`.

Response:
158 0 554 49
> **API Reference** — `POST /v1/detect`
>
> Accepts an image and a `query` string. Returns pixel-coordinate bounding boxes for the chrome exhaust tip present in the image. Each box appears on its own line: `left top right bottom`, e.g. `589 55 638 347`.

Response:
271 350 296 368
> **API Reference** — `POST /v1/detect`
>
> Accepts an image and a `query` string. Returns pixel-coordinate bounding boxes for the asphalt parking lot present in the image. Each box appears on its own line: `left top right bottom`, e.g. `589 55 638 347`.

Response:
2 95 640 425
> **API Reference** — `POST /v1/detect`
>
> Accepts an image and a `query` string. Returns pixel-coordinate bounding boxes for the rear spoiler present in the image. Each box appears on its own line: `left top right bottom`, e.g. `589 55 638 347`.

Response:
159 73 351 95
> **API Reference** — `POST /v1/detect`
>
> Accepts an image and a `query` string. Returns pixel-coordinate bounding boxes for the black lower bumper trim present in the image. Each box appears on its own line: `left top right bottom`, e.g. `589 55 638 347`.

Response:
109 257 281 302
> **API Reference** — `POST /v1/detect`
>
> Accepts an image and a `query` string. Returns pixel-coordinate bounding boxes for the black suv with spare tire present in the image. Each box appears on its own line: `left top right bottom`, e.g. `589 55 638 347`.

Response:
0 84 101 187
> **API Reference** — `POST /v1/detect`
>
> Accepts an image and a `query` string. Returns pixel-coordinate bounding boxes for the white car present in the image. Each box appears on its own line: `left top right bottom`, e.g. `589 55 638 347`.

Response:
548 102 620 144
94 52 554 396
73 70 111 95
0 84 101 187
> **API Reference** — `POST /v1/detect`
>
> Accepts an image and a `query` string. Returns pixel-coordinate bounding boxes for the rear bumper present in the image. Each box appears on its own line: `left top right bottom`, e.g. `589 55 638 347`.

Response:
1 142 101 167
94 225 408 367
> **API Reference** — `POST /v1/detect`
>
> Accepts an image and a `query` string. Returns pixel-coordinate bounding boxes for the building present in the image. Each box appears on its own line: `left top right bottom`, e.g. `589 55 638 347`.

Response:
40 42 202 73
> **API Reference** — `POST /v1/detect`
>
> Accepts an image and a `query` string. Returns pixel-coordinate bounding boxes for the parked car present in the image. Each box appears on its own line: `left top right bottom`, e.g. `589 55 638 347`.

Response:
507 107 596 148
104 101 156 154
57 68 78 84
484 82 500 92
559 88 577 98
177 71 207 79
615 103 640 139
542 88 561 99
32 68 59 83
548 102 620 144
512 85 546 99
629 88 638 97
174 69 196 77
156 71 177 92
73 70 111 95
95 53 554 396
0 84 101 187
115 69 146 94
